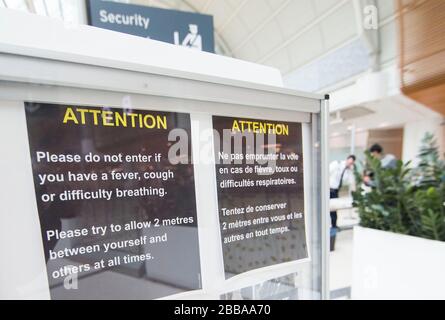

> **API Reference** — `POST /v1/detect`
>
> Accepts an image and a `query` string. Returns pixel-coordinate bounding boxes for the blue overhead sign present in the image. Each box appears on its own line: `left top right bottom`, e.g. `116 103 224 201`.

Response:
86 0 215 53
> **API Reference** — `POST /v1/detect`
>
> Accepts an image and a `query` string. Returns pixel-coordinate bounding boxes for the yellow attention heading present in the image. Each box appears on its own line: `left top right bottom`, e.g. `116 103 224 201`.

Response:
62 107 167 129
232 120 289 136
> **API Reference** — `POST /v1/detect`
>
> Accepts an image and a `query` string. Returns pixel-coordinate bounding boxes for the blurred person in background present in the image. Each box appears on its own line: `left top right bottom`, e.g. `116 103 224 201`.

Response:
329 155 356 231
369 143 397 169
363 143 397 187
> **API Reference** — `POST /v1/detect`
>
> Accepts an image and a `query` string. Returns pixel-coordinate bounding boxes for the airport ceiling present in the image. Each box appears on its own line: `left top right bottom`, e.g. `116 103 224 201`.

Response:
0 0 395 75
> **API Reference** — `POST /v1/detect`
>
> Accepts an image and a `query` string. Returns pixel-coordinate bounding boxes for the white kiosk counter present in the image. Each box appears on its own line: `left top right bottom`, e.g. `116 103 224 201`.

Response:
0 9 329 300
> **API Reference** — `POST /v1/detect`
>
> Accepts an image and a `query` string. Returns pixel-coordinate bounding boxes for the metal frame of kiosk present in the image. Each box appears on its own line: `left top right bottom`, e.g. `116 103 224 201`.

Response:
0 16 329 301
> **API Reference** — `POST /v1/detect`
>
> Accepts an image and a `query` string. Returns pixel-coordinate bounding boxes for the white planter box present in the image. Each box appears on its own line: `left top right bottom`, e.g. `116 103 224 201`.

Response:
352 226 445 300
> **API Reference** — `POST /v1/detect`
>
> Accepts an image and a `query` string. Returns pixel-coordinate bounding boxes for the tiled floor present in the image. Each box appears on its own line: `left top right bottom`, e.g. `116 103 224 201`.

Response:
329 229 353 299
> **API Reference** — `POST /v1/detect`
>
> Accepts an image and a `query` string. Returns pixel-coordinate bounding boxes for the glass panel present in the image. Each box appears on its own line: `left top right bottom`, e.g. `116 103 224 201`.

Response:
216 114 324 300
221 268 321 300
0 82 324 300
